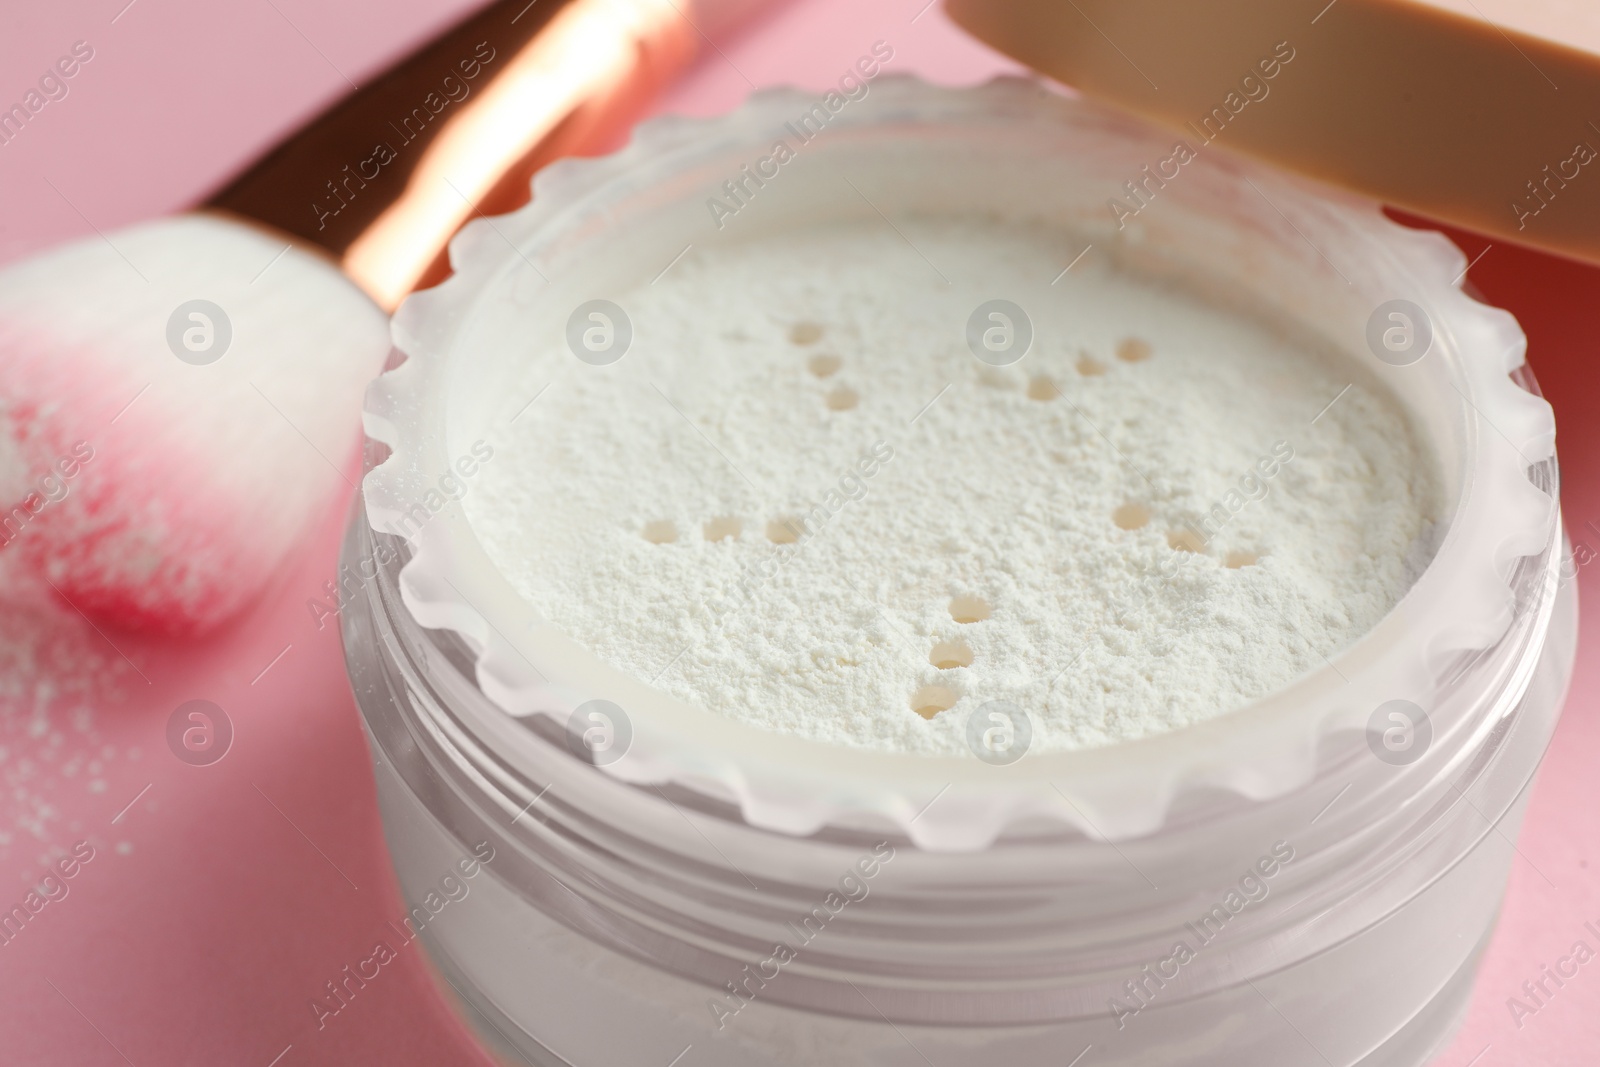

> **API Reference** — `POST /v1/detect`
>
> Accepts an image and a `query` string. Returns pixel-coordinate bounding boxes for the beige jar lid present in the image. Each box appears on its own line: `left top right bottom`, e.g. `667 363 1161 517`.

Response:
945 0 1600 265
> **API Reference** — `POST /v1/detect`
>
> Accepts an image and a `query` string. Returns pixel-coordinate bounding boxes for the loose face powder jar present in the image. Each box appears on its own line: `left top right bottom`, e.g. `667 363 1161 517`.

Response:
343 79 1573 1066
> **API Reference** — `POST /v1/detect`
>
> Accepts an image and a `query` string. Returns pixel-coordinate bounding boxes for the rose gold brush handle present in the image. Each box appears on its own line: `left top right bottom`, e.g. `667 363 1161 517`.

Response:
206 0 762 309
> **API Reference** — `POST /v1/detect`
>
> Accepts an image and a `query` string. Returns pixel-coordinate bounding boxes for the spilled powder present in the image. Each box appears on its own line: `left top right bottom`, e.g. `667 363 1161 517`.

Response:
468 220 1439 754
0 426 132 876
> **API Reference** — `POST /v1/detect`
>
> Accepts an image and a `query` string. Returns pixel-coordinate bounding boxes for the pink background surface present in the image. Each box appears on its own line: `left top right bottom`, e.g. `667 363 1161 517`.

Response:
1 2 1596 1065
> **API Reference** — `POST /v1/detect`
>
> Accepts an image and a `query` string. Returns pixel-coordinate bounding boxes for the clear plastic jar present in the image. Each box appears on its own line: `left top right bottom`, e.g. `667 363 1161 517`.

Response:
342 79 1576 1065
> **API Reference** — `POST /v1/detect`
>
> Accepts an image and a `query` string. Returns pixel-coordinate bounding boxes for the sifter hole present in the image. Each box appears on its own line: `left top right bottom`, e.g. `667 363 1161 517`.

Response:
704 516 742 542
790 322 823 345
948 595 991 624
642 520 678 544
1113 503 1150 531
807 354 842 378
1116 337 1153 363
1027 375 1060 401
929 640 974 670
1167 528 1205 553
767 517 806 544
825 386 859 411
911 685 957 719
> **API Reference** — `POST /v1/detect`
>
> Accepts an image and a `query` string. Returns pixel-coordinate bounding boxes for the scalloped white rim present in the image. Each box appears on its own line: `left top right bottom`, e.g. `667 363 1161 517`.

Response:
365 77 1558 850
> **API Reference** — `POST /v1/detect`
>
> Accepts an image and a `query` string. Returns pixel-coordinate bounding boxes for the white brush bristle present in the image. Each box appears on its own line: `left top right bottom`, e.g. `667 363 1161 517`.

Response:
0 214 391 634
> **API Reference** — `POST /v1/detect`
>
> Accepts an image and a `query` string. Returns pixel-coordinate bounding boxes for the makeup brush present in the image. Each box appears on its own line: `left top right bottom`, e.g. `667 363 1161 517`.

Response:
0 0 769 636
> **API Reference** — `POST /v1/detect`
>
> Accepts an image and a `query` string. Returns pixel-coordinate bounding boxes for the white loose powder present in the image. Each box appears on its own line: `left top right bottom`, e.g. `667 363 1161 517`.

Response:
468 219 1439 755
0 554 131 873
